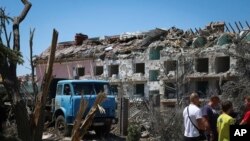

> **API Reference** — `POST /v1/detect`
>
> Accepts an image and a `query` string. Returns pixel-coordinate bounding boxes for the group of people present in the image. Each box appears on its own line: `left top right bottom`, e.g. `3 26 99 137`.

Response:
183 92 250 141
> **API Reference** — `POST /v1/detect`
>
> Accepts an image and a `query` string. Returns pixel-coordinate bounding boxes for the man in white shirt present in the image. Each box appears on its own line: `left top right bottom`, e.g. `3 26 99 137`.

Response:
183 92 205 141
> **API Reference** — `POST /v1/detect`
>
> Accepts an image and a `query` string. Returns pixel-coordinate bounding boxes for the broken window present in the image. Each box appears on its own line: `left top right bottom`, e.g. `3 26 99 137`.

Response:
195 58 209 73
135 63 145 74
77 67 85 76
95 66 103 76
215 56 230 73
164 60 177 74
64 84 71 95
216 80 227 95
196 81 208 98
135 84 144 96
149 70 159 81
109 65 119 77
164 82 176 99
149 47 163 60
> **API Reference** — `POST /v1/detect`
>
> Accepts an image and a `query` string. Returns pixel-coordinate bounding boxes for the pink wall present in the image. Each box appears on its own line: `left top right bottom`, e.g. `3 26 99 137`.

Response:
36 59 94 85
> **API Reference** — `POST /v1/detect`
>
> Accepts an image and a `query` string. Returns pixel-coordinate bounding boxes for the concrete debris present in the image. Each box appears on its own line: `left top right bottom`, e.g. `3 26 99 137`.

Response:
42 133 55 140
217 33 233 46
192 36 207 48
34 21 250 103
141 131 150 138
245 32 250 41
35 21 249 63
104 46 113 51
167 71 175 77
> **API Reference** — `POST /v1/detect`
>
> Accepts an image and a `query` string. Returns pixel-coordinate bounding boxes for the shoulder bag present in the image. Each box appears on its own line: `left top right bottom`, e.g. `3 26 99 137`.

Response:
187 106 206 140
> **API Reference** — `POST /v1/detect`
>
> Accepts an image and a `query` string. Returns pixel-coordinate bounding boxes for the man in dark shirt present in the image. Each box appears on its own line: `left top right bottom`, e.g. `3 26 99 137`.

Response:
202 95 220 141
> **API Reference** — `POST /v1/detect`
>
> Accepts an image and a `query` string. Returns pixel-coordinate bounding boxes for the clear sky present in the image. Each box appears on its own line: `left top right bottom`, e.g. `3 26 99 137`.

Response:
1 0 250 76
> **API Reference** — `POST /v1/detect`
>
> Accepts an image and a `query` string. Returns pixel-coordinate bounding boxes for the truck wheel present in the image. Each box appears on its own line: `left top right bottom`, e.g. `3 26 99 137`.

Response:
55 115 70 136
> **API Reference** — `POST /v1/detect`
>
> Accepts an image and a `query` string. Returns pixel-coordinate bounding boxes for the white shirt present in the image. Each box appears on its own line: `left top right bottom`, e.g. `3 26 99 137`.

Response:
183 104 202 137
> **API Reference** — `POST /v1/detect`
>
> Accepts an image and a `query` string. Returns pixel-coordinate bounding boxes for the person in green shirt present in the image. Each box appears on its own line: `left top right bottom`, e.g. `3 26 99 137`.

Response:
217 100 235 141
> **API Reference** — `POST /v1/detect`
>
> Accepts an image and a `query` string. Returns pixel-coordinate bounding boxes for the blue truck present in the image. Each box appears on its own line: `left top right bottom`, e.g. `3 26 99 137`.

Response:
47 79 117 136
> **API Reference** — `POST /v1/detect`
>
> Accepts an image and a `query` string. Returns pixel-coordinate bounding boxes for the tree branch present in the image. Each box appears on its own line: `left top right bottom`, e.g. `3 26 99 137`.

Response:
0 8 12 48
13 0 32 50
15 0 32 24
29 28 37 97
0 8 14 22
11 0 32 77
0 15 14 22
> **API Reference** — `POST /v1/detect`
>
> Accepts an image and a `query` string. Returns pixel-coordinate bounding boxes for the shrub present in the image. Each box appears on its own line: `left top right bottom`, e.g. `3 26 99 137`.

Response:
127 122 141 141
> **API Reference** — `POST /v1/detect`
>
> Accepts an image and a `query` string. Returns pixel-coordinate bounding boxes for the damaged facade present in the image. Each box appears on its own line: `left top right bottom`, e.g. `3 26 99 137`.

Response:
34 22 250 104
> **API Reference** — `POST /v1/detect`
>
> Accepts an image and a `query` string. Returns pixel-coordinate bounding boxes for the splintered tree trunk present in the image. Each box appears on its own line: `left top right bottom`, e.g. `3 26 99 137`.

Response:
71 92 107 141
29 28 38 97
32 29 58 141
71 98 88 140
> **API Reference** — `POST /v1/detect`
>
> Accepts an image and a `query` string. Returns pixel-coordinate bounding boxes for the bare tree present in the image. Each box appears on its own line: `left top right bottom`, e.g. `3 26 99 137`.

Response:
29 28 38 96
0 1 32 140
0 1 59 140
31 29 58 141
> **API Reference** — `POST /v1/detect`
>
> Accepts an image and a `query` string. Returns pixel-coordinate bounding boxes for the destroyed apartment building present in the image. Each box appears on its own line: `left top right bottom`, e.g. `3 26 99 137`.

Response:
34 22 250 105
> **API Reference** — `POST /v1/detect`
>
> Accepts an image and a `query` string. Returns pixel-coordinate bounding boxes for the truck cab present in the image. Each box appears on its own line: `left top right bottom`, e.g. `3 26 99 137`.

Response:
52 80 116 136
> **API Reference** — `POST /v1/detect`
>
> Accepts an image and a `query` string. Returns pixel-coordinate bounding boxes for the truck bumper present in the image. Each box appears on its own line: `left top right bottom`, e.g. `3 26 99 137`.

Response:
91 117 117 127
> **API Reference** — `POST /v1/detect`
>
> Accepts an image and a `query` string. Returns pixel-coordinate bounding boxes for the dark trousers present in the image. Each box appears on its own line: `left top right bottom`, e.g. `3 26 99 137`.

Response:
184 136 200 141
205 131 218 141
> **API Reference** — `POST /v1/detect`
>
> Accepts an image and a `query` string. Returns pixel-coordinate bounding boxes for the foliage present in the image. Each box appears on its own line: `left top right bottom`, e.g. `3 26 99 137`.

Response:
127 122 141 141
0 43 24 66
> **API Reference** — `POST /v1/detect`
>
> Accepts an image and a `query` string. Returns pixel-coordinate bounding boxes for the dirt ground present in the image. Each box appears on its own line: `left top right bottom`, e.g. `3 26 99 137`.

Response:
42 132 158 141
42 132 126 141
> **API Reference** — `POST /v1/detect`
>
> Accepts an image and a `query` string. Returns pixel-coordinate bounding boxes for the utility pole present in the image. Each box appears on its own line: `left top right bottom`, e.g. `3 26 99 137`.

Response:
118 80 128 136
176 60 179 105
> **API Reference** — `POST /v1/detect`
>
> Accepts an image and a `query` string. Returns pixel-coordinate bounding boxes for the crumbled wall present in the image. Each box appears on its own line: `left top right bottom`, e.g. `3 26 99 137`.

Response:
35 45 238 100
35 22 248 101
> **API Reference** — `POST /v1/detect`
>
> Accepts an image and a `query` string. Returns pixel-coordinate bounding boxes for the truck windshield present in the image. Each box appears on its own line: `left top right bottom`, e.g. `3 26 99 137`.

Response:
72 82 110 95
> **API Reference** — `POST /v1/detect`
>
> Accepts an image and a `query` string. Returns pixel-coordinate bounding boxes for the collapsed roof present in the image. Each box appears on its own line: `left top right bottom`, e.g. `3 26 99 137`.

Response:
34 22 250 63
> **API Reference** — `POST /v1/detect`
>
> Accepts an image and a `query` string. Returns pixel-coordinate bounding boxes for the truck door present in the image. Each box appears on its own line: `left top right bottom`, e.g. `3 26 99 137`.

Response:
61 84 73 117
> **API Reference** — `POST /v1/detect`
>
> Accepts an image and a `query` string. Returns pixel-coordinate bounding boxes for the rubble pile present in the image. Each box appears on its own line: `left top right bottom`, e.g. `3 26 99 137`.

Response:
127 101 152 139
34 22 250 64
33 22 250 140
116 99 185 140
